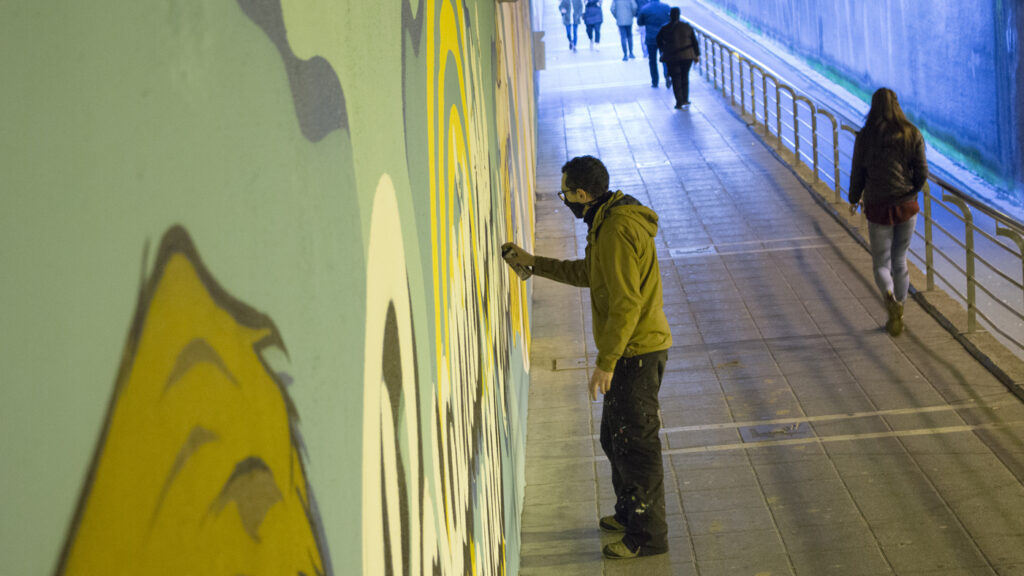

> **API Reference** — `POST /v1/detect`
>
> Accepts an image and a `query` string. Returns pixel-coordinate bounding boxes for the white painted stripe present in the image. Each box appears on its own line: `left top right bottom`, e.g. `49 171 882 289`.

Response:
658 421 1024 456
658 401 1011 435
580 400 1015 441
662 243 836 260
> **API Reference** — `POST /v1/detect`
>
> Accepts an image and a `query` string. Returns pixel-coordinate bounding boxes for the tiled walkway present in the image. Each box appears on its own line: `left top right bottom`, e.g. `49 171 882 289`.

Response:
518 8 1024 576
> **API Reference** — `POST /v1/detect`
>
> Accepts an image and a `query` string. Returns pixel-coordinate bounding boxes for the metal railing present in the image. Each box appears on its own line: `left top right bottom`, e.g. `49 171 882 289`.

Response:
693 26 1024 356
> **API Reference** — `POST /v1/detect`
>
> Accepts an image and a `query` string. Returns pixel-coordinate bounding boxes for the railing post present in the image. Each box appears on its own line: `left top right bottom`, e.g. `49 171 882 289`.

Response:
761 73 769 131
752 67 760 122
924 182 935 291
944 193 977 332
831 118 840 201
775 82 782 141
996 225 1024 307
809 103 819 181
728 52 736 106
738 59 746 113
792 95 800 161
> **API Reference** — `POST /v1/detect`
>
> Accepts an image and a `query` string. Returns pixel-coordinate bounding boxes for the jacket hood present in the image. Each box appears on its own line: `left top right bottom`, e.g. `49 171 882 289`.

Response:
591 191 659 238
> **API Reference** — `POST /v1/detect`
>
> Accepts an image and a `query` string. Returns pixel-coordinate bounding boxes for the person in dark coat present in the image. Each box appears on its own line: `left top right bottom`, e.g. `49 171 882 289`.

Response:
656 7 700 108
636 0 671 87
848 88 929 336
583 0 604 50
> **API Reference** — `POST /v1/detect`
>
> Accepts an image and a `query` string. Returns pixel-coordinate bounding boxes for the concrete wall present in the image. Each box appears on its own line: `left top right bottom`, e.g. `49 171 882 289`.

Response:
0 1 536 574
703 0 1023 194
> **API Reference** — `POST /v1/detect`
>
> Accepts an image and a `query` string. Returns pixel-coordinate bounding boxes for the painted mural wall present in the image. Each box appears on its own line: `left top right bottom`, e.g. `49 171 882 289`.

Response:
702 0 1023 194
0 1 536 575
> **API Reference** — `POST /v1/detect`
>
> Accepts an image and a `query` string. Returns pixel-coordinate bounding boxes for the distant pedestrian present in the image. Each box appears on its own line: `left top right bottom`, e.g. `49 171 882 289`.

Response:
610 0 638 61
560 0 583 52
848 88 928 336
637 0 671 88
656 7 700 108
501 155 672 560
583 0 604 50
635 0 650 57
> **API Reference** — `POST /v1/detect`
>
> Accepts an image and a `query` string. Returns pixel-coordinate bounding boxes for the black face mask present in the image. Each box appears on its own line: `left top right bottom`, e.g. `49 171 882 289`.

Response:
562 197 588 219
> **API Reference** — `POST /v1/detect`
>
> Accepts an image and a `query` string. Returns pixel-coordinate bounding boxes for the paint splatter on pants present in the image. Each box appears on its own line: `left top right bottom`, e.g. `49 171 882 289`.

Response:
599 349 668 553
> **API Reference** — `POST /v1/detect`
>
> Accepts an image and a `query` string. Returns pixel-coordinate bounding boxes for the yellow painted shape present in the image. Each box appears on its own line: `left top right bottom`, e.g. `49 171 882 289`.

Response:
61 232 323 576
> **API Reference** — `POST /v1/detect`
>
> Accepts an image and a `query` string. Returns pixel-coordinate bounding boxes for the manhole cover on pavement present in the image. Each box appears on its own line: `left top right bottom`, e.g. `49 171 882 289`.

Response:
739 422 813 443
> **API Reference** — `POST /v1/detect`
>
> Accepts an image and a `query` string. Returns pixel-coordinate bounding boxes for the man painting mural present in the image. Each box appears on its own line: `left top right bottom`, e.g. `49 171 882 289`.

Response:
502 155 671 559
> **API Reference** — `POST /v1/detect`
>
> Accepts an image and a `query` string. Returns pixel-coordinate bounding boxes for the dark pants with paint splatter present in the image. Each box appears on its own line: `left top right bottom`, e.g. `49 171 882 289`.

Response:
600 349 668 553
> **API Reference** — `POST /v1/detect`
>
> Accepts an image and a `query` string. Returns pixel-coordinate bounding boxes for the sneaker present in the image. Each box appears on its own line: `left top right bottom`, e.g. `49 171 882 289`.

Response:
673 104 682 109
885 291 904 336
622 55 628 61
602 540 639 559
651 82 658 88
629 52 636 59
599 515 626 533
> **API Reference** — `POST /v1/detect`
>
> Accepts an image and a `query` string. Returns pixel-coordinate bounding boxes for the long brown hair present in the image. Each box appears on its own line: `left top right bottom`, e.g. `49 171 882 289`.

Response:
862 87 916 145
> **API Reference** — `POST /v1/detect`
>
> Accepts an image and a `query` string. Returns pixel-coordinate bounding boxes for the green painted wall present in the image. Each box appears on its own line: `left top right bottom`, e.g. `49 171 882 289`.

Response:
0 1 537 574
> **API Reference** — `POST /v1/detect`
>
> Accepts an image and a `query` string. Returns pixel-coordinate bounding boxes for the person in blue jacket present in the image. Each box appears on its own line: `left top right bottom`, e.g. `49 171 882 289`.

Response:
583 0 604 50
637 0 671 87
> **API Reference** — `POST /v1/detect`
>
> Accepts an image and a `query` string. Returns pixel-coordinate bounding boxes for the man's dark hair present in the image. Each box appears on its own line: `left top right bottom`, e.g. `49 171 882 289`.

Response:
669 7 680 21
562 155 609 198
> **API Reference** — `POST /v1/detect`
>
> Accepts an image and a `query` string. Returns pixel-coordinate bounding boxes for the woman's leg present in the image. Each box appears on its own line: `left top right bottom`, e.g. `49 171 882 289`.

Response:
868 222 895 298
890 215 917 302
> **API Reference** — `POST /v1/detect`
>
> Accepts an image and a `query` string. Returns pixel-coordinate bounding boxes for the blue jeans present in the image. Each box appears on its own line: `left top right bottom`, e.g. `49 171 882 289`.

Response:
618 25 633 56
564 23 578 47
645 41 668 86
868 215 917 302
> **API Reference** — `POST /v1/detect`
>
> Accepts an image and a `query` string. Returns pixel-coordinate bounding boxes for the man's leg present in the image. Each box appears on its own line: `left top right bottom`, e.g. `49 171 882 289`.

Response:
639 26 648 56
679 59 693 103
626 25 635 57
646 42 659 86
619 25 629 59
604 351 669 555
667 61 684 106
600 390 628 525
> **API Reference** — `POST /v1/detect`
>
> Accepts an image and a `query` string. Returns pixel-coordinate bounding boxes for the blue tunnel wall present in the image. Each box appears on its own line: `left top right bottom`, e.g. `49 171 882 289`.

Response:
703 0 1024 198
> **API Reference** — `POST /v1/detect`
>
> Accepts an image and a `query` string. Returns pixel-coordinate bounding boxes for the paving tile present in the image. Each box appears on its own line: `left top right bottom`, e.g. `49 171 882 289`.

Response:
679 485 768 514
696 555 795 576
788 546 890 576
676 465 760 492
684 504 776 535
691 529 787 561
778 520 879 553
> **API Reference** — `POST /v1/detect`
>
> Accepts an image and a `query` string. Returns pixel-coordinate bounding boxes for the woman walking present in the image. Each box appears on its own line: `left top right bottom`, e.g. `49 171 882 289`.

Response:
848 88 928 336
583 0 603 49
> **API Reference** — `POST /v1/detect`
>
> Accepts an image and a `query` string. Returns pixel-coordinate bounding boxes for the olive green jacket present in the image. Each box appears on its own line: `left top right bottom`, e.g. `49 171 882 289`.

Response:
533 191 672 372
